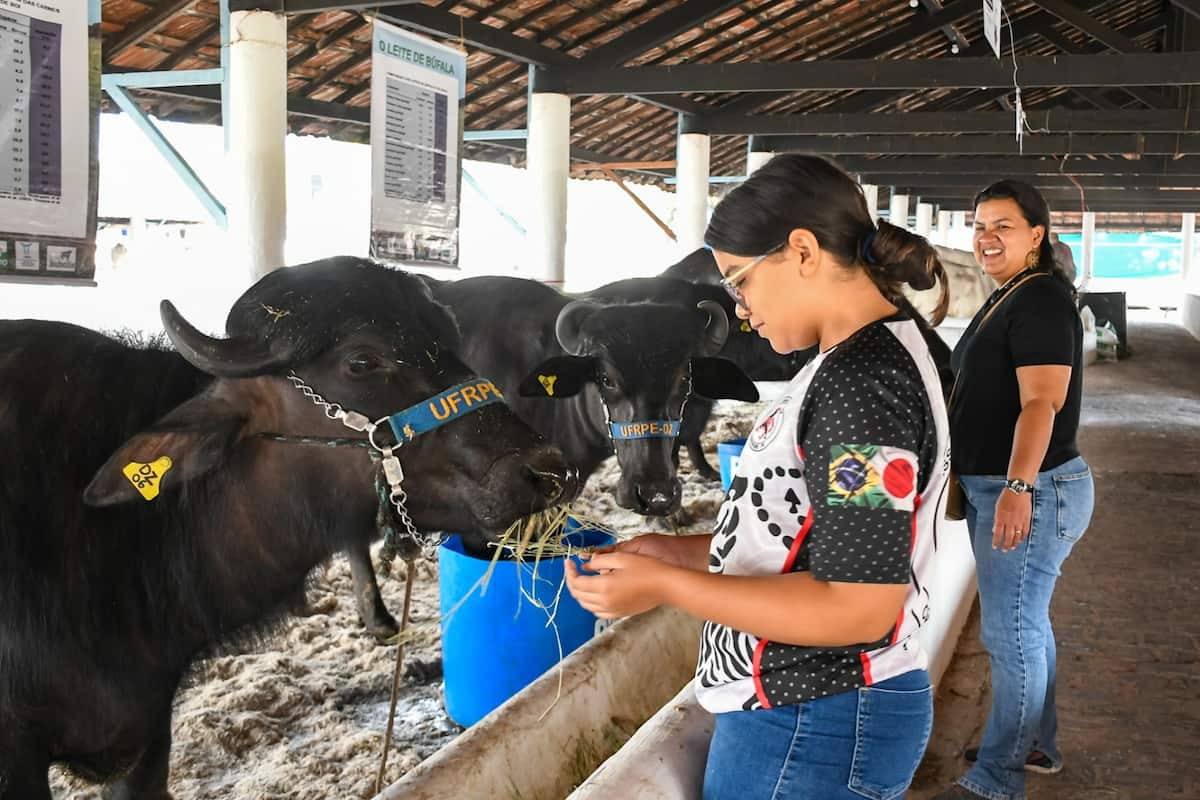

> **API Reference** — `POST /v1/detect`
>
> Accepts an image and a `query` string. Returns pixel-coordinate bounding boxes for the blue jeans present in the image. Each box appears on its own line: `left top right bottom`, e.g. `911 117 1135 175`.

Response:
958 456 1094 800
703 670 932 800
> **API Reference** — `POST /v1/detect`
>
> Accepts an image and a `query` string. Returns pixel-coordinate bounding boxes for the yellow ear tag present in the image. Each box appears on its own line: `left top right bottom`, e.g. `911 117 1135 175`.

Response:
740 320 752 333
538 374 557 396
122 457 173 501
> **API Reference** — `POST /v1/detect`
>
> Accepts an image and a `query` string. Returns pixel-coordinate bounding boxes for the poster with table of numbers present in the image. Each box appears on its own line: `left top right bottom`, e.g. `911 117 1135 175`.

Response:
370 20 465 268
0 0 97 279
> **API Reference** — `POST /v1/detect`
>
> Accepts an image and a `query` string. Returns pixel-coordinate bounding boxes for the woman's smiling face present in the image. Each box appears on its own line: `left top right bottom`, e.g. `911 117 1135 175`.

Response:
973 197 1045 284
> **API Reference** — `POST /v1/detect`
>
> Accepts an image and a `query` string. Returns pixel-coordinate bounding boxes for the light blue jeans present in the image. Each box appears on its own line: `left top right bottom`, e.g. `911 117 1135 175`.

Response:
958 456 1094 800
703 670 932 799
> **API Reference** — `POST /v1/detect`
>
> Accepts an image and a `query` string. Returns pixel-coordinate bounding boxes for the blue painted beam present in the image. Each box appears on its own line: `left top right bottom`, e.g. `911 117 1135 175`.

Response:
464 129 528 142
462 168 526 237
102 68 225 89
102 83 228 229
664 176 746 185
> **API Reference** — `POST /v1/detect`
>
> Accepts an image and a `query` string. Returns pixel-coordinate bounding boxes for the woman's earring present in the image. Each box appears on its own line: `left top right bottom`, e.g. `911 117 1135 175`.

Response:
1025 249 1040 269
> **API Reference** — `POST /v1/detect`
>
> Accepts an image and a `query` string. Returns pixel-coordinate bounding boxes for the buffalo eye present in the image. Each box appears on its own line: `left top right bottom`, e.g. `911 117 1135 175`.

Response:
597 372 616 390
346 351 383 376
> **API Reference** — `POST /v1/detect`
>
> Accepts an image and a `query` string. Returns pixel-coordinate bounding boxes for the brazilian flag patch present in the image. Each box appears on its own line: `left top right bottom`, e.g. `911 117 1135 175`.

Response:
827 444 918 510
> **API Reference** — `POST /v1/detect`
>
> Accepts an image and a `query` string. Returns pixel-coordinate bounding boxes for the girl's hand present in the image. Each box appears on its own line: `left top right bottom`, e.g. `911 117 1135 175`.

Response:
993 489 1033 552
593 533 706 570
564 552 677 619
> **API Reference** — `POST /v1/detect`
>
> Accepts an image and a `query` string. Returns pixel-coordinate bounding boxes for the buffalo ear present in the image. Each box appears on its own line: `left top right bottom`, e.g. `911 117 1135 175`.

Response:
691 358 759 402
83 393 247 507
518 356 596 398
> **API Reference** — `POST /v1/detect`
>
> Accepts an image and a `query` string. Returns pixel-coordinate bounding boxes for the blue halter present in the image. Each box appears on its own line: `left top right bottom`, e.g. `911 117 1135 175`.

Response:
608 419 682 440
388 379 505 444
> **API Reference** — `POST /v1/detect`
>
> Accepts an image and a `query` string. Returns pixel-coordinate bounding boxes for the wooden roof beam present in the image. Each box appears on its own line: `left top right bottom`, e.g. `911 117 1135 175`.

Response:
378 6 708 116
1171 0 1200 22
689 109 1194 136
1032 0 1147 53
155 19 220 70
1036 25 1170 108
573 0 745 67
836 156 1200 175
105 0 198 65
287 16 366 69
869 173 1200 189
763 132 1200 155
535 53 1200 96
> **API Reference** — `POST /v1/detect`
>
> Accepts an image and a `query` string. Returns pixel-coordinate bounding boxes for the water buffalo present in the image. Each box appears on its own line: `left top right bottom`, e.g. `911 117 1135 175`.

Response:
424 274 758 519
588 275 808 480
0 256 577 800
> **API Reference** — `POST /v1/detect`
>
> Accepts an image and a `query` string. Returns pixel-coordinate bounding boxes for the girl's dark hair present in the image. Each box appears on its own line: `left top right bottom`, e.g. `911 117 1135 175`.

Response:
705 154 948 325
973 179 1075 295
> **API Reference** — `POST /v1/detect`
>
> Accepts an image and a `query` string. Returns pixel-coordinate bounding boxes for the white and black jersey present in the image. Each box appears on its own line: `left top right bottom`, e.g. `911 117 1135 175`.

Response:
695 315 951 714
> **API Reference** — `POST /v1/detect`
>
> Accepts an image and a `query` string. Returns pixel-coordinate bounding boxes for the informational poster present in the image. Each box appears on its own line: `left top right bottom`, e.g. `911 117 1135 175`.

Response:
0 0 97 279
370 20 466 268
983 0 1002 59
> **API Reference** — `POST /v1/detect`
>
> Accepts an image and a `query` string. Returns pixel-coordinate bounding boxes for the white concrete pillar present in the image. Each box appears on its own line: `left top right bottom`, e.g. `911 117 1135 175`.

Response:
937 209 952 245
889 193 910 230
861 184 879 220
746 149 774 176
526 91 571 285
1080 211 1096 290
1182 212 1196 288
952 211 968 250
227 8 288 280
915 202 934 238
676 132 711 255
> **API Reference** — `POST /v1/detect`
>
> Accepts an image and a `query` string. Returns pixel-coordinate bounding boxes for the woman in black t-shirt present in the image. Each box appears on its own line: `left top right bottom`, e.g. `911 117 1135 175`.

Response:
936 181 1095 800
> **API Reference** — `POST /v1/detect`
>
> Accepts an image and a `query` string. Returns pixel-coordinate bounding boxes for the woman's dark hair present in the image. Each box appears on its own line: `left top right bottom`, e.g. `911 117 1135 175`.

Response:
973 179 1075 295
705 154 948 325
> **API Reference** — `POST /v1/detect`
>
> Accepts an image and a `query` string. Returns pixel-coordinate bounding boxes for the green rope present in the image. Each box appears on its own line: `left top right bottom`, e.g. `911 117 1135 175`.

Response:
254 433 373 448
376 470 422 571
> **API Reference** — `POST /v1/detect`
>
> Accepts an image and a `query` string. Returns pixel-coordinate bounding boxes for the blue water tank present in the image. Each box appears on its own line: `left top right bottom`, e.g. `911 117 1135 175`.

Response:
438 522 615 727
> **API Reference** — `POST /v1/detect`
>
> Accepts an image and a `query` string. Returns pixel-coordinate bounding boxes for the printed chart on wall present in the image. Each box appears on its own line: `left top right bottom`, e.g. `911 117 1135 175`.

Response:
370 19 466 268
0 0 98 279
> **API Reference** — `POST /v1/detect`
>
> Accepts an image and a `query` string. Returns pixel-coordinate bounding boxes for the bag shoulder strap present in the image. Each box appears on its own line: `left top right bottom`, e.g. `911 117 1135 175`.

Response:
948 271 1047 409
975 271 1047 332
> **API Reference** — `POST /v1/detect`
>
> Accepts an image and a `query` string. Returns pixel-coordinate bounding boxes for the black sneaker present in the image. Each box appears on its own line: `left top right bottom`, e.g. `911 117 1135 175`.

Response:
964 747 1063 774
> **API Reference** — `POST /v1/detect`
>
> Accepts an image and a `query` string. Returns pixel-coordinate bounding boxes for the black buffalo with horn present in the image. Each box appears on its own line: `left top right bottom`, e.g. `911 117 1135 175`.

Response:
0 256 577 799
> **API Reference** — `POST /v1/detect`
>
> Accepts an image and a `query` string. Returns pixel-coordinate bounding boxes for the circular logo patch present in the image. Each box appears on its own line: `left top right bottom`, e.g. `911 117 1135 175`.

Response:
748 405 787 452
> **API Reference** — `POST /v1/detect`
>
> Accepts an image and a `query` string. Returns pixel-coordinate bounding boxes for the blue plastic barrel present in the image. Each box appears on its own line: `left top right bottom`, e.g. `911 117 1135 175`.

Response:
438 522 615 727
718 438 747 491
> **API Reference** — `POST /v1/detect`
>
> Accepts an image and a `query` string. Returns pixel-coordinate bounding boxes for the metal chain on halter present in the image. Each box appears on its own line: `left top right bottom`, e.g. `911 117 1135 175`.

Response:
285 372 433 561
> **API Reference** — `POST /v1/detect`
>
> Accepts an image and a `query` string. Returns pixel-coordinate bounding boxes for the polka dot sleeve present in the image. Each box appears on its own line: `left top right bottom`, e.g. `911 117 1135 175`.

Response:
798 330 929 585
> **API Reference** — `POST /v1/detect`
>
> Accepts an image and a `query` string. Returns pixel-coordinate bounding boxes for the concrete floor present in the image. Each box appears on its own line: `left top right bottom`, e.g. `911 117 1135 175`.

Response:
911 319 1200 800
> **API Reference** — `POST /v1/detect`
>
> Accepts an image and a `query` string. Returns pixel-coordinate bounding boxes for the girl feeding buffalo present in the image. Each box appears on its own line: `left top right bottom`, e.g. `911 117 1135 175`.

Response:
565 154 951 798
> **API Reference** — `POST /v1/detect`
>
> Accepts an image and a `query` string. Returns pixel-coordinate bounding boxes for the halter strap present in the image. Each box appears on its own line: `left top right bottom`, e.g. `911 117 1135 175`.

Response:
388 379 505 445
608 419 682 440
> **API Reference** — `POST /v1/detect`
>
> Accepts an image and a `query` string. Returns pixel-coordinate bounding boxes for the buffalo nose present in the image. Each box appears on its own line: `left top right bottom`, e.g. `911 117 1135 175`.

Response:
636 483 681 516
526 463 580 506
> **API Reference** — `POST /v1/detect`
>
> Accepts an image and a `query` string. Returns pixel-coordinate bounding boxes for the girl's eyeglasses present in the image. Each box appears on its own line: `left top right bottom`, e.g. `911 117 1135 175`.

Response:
718 244 784 310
